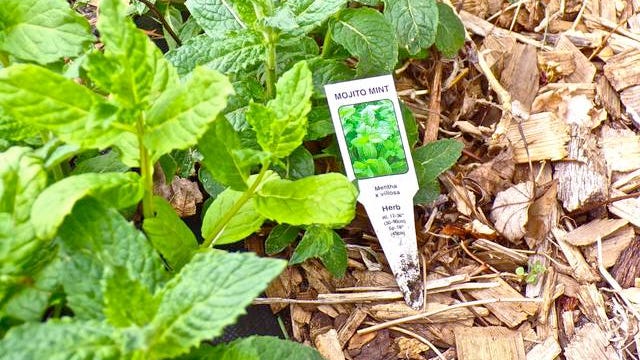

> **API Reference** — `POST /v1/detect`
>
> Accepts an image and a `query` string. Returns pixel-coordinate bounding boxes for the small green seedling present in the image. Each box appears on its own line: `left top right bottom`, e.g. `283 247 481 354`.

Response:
516 261 546 284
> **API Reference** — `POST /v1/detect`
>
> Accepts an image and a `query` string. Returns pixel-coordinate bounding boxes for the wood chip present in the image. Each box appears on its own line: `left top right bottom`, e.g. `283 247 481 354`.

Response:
394 337 430 359
501 43 539 112
609 189 640 227
600 125 640 172
552 227 600 283
506 112 570 163
455 326 526 360
603 48 640 91
563 218 629 246
554 96 609 212
595 75 621 118
368 299 488 323
576 284 611 333
538 50 576 78
337 307 368 347
584 225 635 267
466 278 538 328
526 336 562 360
314 329 346 360
555 35 596 83
612 237 640 288
564 323 621 360
621 85 640 124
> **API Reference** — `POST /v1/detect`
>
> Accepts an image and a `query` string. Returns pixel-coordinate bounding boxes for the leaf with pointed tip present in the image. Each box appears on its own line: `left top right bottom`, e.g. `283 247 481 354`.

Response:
144 66 233 161
89 0 177 109
166 31 265 76
143 196 198 271
185 0 255 37
0 319 121 359
0 64 124 151
247 61 313 158
31 172 143 240
146 250 286 358
198 118 249 190
285 0 347 34
57 198 167 320
383 0 438 55
435 3 465 58
0 0 92 64
331 8 398 76
255 173 357 226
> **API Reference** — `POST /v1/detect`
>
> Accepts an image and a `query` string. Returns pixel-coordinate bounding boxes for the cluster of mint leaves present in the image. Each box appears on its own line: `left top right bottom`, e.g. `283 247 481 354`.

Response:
0 0 465 358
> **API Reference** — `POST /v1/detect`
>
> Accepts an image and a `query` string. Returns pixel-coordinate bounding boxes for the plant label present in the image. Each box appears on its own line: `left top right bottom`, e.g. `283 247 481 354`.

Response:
325 75 424 309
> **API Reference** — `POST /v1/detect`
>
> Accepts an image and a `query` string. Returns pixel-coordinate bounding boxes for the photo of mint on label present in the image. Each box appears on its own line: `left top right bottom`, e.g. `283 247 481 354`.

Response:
338 99 409 179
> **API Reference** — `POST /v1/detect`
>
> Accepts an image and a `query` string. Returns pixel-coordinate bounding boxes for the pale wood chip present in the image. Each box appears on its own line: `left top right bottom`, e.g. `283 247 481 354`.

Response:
466 278 538 328
600 125 640 172
314 329 346 360
564 323 621 360
506 112 570 163
555 35 596 83
604 48 640 91
526 336 561 360
564 218 629 246
454 326 526 360
585 225 635 267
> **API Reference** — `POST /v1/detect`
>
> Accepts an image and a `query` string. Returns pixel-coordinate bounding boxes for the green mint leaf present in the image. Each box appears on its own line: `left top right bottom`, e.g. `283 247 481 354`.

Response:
290 225 334 264
0 109 39 143
308 57 355 98
435 3 465 58
320 232 348 278
0 64 123 150
413 139 463 183
31 172 143 240
180 336 324 360
201 186 266 246
0 147 47 223
0 319 121 359
383 0 438 55
265 224 301 255
146 251 286 359
57 199 167 320
247 61 313 158
285 0 347 34
143 196 198 271
2 255 60 322
166 31 265 76
255 173 357 226
401 102 419 148
263 7 299 33
198 167 227 199
331 8 398 76
199 118 250 190
282 146 315 180
103 266 160 327
185 0 255 37
0 0 92 64
270 60 314 126
306 105 335 140
275 36 319 76
413 178 440 204
144 66 234 161
71 150 129 175
92 0 177 109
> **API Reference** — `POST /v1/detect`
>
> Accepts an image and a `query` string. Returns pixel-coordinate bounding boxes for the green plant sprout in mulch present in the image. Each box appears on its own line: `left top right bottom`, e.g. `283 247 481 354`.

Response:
516 261 547 285
339 99 409 179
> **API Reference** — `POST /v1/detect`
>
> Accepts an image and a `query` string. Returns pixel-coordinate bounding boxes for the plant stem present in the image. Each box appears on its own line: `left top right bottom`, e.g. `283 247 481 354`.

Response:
201 162 271 248
264 31 278 100
136 115 155 219
137 0 182 46
321 25 333 58
39 131 65 181
0 52 9 68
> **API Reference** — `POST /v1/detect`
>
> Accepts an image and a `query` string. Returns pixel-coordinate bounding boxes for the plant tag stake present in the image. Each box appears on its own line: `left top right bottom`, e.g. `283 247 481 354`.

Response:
325 75 424 309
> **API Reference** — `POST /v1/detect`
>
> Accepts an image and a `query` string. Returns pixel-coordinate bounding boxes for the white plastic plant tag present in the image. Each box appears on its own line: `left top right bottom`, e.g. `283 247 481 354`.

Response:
325 75 424 309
